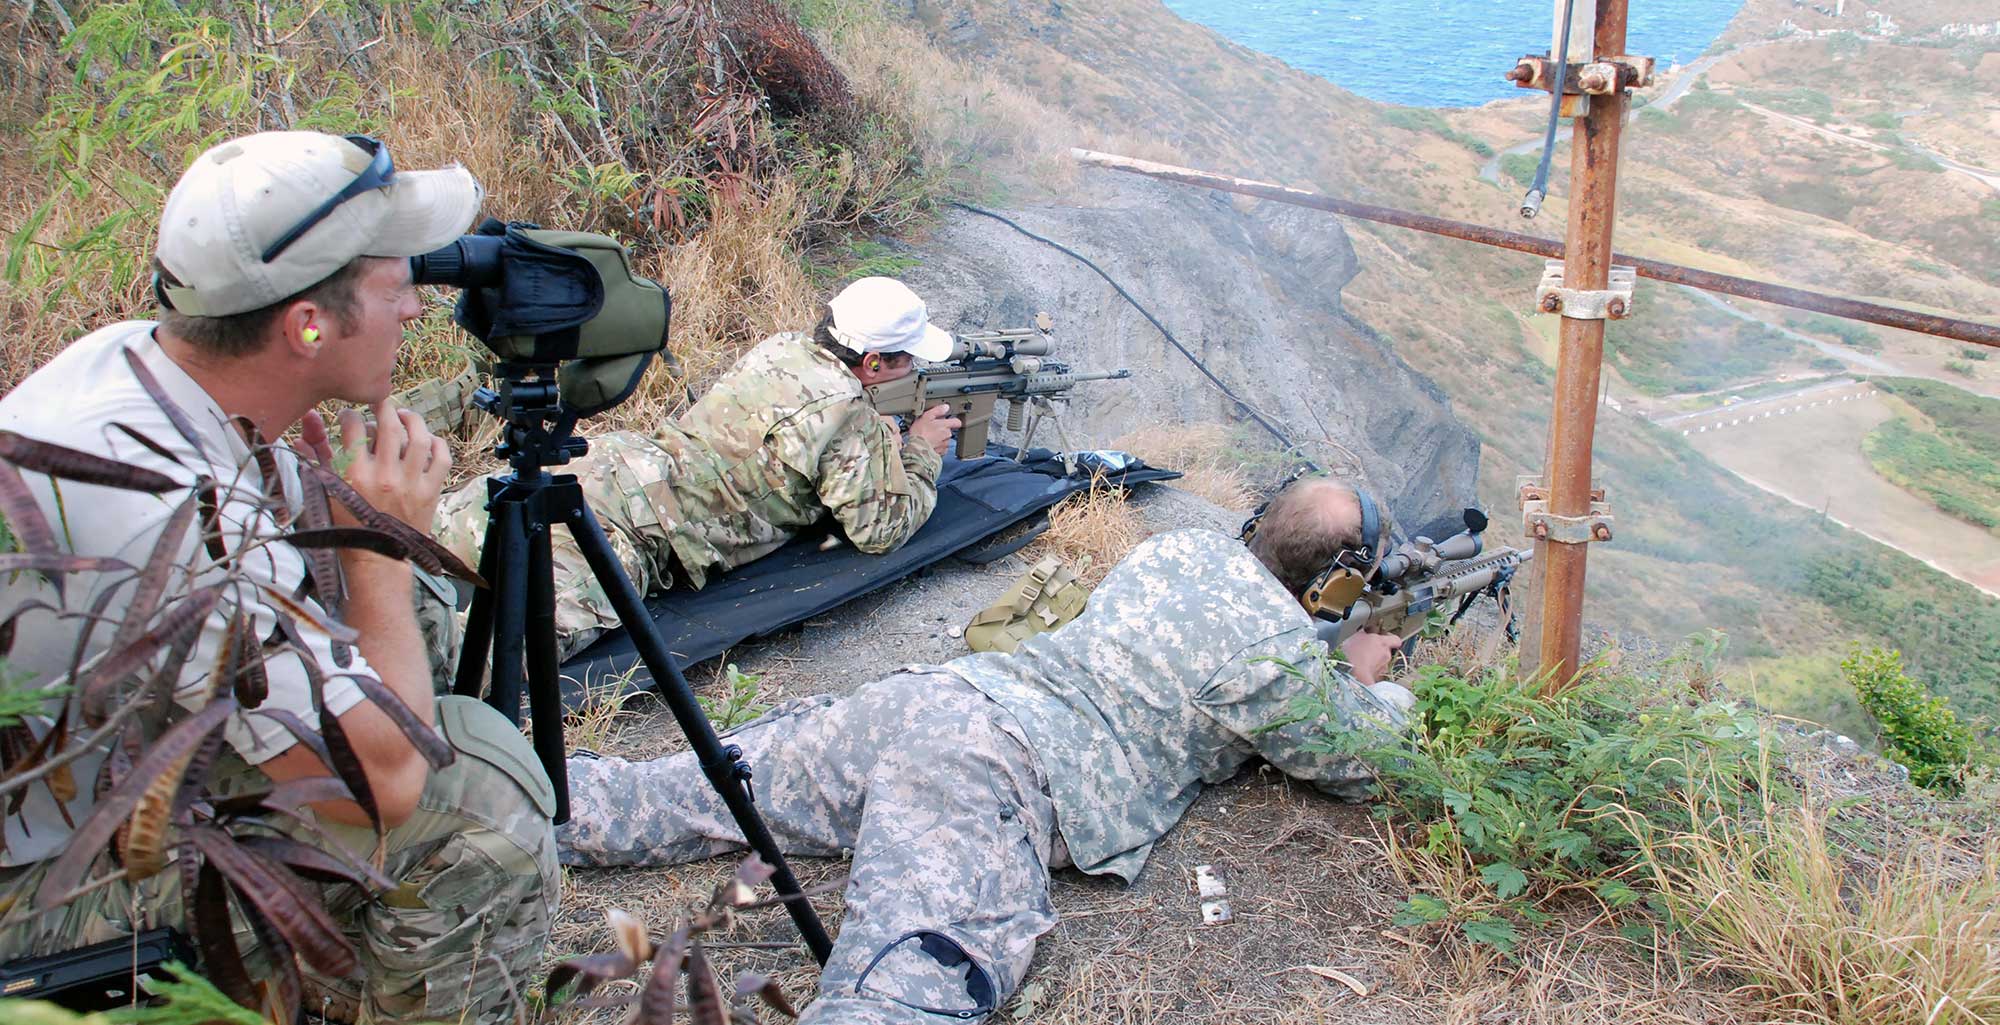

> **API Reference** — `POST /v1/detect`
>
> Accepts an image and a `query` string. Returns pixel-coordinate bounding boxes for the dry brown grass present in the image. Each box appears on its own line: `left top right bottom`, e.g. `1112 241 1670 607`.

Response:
1023 480 1149 586
1111 424 1255 512
1647 797 2000 1025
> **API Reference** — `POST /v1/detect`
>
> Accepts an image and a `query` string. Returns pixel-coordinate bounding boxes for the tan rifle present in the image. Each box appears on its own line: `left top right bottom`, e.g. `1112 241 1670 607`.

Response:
863 313 1132 460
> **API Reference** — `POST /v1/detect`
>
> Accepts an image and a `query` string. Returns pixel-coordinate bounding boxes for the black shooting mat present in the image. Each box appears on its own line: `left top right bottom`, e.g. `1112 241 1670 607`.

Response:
556 448 1180 707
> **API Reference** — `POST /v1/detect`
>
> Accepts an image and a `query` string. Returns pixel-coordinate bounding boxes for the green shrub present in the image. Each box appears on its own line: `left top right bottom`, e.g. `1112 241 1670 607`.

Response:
1861 416 2000 530
1500 151 1541 189
1962 348 1990 362
1283 650 1758 949
1889 150 1944 173
1945 359 1976 377
1738 86 1835 122
1785 313 1879 350
1842 647 1974 793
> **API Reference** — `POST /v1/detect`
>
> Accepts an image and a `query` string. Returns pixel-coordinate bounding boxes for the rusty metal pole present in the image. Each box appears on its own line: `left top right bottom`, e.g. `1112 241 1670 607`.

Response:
1524 0 1631 691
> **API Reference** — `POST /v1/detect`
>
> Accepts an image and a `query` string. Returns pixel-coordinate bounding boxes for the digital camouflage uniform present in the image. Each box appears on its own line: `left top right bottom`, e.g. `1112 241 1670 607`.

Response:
560 529 1411 1024
0 324 559 1025
433 331 944 658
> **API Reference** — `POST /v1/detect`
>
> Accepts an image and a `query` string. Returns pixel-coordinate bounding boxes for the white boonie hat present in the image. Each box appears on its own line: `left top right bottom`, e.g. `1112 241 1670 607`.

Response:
825 277 953 362
156 131 484 317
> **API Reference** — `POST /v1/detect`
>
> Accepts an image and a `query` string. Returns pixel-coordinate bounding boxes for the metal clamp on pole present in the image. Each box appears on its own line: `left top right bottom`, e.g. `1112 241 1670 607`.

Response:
1536 260 1637 319
1517 475 1614 544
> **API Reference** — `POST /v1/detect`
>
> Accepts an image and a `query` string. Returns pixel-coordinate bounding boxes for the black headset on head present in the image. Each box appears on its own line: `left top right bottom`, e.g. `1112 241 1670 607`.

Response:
1239 471 1387 616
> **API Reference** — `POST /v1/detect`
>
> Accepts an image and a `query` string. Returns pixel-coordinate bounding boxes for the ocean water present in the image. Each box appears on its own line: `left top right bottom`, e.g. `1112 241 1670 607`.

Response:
1161 0 1745 107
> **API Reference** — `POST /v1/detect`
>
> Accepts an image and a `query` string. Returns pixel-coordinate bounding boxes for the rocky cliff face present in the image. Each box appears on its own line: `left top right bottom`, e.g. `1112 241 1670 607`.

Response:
898 173 1482 532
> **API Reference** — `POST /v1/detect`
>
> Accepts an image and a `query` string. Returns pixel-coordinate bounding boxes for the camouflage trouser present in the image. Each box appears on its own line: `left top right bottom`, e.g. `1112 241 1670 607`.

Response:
561 672 1061 1025
432 478 665 663
0 697 561 1025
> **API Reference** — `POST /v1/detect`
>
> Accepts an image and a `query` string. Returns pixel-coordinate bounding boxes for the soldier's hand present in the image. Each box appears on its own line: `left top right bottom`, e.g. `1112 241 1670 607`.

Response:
907 403 962 456
1344 630 1400 685
332 401 452 531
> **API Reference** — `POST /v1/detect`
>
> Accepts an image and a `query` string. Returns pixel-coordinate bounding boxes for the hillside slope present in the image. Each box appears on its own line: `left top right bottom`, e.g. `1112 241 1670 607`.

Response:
887 0 2000 735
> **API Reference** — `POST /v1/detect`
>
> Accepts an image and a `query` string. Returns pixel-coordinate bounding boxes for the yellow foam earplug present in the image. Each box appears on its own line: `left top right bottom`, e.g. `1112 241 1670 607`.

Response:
302 326 321 345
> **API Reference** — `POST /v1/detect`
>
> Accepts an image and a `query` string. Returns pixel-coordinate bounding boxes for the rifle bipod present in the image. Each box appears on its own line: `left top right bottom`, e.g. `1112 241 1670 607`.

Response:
452 366 836 965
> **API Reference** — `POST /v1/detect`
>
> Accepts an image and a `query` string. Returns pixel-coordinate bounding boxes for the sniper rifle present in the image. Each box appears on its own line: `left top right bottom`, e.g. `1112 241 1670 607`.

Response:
864 313 1132 460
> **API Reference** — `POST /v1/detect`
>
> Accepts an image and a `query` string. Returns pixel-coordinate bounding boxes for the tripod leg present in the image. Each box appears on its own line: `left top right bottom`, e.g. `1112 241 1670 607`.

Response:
524 510 571 825
559 497 837 966
452 507 503 698
485 500 531 727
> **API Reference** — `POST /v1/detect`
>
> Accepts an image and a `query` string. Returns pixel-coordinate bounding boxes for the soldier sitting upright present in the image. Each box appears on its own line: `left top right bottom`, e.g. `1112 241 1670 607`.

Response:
433 276 963 659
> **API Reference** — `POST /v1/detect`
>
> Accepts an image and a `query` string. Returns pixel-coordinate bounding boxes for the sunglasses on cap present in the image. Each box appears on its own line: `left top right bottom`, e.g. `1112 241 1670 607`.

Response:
260 135 395 264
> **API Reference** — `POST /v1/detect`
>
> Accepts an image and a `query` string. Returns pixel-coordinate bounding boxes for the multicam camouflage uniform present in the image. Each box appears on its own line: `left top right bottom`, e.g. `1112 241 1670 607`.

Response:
0 697 560 1024
0 324 558 1025
561 529 1411 1023
433 331 944 658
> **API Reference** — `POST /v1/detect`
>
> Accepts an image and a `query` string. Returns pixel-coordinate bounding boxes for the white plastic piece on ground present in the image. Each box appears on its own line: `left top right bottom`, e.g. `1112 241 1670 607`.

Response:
1195 864 1228 898
1194 864 1232 925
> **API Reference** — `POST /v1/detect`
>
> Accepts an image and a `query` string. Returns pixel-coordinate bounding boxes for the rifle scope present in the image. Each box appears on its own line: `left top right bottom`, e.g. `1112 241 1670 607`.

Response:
949 335 1054 362
1376 509 1491 583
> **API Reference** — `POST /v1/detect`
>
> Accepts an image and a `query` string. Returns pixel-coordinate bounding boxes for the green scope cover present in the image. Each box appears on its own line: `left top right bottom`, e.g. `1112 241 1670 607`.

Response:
476 228 671 363
474 228 670 418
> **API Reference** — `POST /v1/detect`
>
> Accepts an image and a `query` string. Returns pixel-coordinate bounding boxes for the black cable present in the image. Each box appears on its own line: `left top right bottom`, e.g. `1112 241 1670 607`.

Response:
946 200 1312 469
1521 0 1578 219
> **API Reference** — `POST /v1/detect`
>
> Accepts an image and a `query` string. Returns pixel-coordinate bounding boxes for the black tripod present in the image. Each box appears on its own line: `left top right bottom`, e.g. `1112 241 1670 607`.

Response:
451 363 835 964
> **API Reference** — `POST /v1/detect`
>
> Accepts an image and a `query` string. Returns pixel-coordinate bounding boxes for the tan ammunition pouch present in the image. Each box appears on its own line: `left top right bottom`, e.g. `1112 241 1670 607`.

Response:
964 556 1092 654
388 359 480 435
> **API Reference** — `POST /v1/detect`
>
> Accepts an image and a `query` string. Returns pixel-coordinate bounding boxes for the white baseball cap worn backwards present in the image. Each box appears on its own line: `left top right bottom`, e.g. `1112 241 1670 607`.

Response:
826 277 954 362
156 131 484 317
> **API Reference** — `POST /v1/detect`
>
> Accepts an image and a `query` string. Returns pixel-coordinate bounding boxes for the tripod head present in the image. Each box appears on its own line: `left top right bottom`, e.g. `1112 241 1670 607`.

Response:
472 365 590 484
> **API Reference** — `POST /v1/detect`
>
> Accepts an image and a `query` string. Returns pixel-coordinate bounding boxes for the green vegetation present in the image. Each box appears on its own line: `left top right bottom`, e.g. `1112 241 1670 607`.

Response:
1874 378 2000 460
1607 315 1800 395
1786 313 1879 350
698 664 772 730
1288 649 1757 951
1758 178 1854 221
1803 546 2000 726
1499 151 1540 189
1737 86 1835 122
1863 417 2000 530
1676 86 1742 118
1844 647 1979 793
1962 348 1990 362
1983 198 2000 221
1859 111 1902 130
1944 359 1976 377
1888 150 1944 173
1380 107 1493 157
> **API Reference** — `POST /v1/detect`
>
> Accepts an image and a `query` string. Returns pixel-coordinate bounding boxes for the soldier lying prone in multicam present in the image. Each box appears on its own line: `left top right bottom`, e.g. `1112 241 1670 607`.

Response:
433 277 963 659
559 476 1414 1025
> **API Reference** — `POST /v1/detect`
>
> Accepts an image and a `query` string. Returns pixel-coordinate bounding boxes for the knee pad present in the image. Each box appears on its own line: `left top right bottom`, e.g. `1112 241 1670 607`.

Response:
435 696 558 821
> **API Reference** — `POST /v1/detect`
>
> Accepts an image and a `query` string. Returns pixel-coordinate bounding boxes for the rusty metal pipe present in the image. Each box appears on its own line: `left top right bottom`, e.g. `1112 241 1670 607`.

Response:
1070 148 2000 349
1531 0 1629 691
